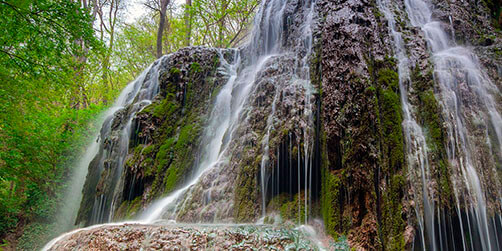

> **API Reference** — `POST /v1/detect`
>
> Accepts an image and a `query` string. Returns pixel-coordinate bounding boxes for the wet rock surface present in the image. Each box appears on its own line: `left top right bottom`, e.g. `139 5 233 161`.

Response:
420 0 502 209
47 224 321 250
317 0 408 249
76 46 229 226
175 0 320 223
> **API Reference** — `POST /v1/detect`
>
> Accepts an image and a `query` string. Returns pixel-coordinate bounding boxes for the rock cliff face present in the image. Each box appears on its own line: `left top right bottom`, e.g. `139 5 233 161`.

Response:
58 0 502 250
317 0 407 249
318 0 502 249
76 47 230 225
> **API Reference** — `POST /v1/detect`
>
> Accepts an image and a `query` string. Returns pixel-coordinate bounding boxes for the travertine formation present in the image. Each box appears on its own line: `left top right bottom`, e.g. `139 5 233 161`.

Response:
60 0 502 250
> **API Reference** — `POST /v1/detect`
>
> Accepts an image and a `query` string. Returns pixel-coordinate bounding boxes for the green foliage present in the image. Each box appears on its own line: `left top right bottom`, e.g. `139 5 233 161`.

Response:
0 0 112 243
113 18 157 77
187 0 260 47
0 0 99 79
16 222 54 251
0 103 106 246
133 0 260 53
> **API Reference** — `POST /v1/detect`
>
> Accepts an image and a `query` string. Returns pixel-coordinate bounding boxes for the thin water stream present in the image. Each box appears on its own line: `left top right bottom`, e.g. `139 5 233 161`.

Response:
384 0 502 249
376 0 437 249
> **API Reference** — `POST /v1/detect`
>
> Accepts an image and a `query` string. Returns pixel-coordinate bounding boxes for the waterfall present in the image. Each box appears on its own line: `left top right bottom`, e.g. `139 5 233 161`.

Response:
56 134 100 232
376 0 437 250
46 56 166 244
46 1 321 249
258 0 317 222
142 0 318 224
139 49 252 222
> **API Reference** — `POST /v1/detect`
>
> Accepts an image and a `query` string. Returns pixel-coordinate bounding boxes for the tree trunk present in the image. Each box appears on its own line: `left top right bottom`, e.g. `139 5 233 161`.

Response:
157 0 170 58
184 0 191 46
71 0 97 109
217 0 228 48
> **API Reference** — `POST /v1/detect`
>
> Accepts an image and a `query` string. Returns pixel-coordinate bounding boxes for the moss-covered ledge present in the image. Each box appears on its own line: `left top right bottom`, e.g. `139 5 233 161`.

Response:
108 47 232 221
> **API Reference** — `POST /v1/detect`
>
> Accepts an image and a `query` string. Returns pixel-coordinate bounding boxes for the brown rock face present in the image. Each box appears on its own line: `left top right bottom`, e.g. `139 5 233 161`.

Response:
317 0 407 249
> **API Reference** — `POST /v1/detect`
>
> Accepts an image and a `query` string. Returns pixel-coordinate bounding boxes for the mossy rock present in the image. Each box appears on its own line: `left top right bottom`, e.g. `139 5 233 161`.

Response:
279 191 308 223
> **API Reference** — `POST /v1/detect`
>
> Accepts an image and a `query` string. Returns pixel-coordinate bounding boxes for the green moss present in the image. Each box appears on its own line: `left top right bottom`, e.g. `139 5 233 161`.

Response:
143 59 213 200
377 68 399 92
190 62 201 73
368 58 406 249
175 123 200 151
170 67 181 75
210 83 222 99
142 144 155 155
380 88 404 172
372 63 404 174
411 66 453 206
494 47 502 57
150 123 201 197
115 196 143 220
381 174 406 251
267 193 289 211
279 191 307 223
234 164 259 222
101 51 225 216
163 166 180 193
365 85 377 95
156 137 175 169
438 159 452 201
322 169 343 237
154 100 179 119
418 90 442 150
127 197 142 218
213 54 220 67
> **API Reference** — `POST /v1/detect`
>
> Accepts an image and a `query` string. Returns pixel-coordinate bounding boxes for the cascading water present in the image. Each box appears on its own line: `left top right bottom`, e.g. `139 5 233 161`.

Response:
258 0 317 223
141 0 319 224
139 49 253 222
56 134 100 232
53 57 165 231
40 0 502 249
390 0 502 249
74 58 164 225
375 0 437 250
